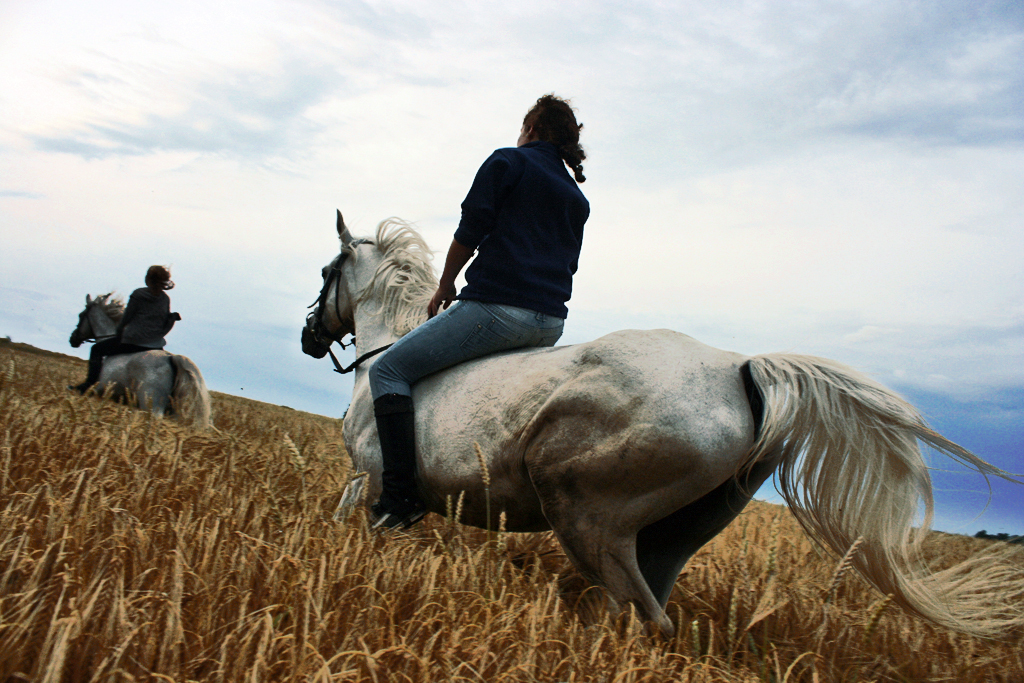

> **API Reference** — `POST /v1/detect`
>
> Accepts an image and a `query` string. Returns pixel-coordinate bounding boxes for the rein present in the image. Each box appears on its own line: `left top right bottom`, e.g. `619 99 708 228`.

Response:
326 342 394 375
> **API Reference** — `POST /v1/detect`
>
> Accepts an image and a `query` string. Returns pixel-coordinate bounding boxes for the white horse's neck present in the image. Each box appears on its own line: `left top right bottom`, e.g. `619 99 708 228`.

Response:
89 304 119 339
335 236 435 380
346 244 404 360
353 300 400 357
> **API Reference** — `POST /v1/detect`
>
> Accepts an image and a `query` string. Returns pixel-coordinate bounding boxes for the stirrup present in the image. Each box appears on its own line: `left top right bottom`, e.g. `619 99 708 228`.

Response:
369 502 427 531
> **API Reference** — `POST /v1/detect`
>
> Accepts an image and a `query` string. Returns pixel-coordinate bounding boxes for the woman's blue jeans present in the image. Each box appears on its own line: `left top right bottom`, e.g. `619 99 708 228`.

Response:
369 300 564 399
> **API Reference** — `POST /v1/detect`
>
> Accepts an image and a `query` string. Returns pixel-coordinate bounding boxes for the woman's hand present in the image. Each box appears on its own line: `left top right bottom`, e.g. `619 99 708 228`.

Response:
428 282 457 318
427 239 474 318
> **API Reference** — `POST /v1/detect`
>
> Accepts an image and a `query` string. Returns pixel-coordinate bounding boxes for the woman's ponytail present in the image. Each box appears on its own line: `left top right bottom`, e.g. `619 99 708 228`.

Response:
523 94 587 183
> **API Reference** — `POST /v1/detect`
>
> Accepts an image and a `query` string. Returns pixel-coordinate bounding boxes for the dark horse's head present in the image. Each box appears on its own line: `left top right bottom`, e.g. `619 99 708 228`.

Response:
70 293 122 348
69 295 97 348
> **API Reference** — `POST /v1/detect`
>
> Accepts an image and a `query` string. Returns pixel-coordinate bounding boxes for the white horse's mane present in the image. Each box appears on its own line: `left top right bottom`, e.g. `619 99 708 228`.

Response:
94 293 125 323
346 218 438 337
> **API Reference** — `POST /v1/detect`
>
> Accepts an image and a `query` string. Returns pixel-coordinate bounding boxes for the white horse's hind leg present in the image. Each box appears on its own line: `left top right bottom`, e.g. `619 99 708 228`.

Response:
540 451 780 637
143 387 170 417
635 452 781 607
122 352 175 417
543 501 674 636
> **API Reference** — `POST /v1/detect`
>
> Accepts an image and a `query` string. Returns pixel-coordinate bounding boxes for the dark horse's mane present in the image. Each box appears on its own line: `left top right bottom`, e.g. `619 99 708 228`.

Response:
93 293 125 323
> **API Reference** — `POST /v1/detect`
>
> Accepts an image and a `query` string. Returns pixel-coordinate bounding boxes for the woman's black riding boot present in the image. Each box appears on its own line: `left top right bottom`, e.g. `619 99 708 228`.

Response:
84 355 103 387
370 393 427 530
70 345 107 393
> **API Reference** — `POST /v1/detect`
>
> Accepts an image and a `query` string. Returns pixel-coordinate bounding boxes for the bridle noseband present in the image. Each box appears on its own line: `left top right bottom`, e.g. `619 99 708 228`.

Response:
303 239 393 375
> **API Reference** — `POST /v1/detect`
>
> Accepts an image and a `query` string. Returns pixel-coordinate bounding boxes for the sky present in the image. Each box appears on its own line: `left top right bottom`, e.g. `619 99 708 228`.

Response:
1 0 1022 535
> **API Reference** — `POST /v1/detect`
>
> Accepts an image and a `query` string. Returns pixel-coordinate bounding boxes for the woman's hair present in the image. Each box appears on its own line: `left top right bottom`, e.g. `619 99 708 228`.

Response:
146 265 175 290
523 94 587 183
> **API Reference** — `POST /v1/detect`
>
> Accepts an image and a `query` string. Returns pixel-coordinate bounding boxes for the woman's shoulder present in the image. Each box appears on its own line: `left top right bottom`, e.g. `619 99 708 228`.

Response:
485 146 521 164
129 288 169 303
475 147 527 182
491 141 554 159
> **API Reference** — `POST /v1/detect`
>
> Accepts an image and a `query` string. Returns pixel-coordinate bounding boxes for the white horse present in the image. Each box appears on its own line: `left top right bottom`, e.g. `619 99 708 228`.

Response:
303 212 1024 638
70 293 212 428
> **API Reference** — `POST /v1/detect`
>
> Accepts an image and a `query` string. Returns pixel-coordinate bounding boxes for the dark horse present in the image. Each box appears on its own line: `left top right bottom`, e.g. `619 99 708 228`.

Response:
70 294 211 427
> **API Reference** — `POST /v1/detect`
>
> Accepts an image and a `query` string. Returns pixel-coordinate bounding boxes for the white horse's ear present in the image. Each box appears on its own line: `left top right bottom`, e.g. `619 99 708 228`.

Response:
337 209 353 245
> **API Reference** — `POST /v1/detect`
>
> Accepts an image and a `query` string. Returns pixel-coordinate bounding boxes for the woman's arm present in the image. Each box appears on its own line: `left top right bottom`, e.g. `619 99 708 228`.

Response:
116 293 140 338
428 239 475 318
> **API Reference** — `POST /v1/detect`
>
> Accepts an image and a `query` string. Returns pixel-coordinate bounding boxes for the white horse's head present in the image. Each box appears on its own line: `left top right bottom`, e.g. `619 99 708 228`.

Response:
301 209 438 360
301 211 360 359
70 293 123 348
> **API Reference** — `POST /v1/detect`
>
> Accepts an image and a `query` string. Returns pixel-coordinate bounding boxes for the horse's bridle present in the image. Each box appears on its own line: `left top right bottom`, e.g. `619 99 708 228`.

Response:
70 300 116 348
302 239 393 375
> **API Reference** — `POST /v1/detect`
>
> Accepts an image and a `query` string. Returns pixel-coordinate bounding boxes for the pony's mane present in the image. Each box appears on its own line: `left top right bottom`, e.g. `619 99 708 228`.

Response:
346 218 438 337
94 293 125 323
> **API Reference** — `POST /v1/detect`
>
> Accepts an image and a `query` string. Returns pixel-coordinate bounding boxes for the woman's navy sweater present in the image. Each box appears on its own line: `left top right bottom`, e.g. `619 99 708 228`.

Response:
453 140 589 319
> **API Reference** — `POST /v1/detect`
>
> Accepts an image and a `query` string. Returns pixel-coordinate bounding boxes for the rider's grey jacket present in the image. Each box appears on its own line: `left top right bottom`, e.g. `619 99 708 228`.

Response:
117 288 178 349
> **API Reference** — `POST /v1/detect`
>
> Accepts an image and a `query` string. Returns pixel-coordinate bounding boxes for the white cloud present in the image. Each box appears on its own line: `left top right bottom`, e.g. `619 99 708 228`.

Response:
30 56 344 161
842 325 901 344
2 0 1023 401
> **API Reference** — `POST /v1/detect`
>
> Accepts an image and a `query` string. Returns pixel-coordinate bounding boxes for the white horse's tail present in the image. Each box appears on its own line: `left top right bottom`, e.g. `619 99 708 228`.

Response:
745 353 1024 638
170 355 212 428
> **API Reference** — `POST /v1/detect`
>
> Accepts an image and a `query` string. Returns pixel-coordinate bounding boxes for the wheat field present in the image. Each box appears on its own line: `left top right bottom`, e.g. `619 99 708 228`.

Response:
1 341 1022 682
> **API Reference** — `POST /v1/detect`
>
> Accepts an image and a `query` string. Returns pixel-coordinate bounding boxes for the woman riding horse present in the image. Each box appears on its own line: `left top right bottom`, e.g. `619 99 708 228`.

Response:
71 265 182 394
367 94 591 530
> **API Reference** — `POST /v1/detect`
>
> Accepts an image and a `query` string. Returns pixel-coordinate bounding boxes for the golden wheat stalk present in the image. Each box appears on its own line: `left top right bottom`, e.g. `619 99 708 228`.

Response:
824 536 865 605
864 593 894 647
726 586 740 653
497 511 508 553
454 490 465 527
283 433 306 470
765 515 781 580
474 441 493 539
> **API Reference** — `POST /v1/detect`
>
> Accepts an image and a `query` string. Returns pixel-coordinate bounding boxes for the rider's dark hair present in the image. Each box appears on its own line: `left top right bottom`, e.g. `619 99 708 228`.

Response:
146 265 175 290
523 94 587 183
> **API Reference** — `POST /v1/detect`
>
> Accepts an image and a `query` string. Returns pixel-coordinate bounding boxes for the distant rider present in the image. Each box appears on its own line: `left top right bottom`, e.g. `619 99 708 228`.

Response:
71 265 181 393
